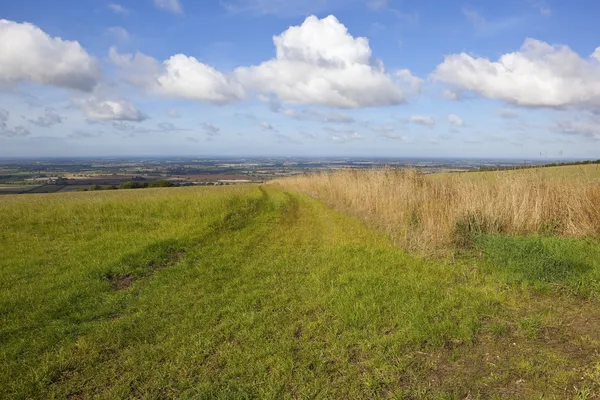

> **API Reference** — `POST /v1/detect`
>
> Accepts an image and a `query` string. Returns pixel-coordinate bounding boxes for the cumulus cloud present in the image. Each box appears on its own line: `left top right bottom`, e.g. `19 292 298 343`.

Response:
410 115 436 127
157 55 243 102
447 114 464 127
0 108 8 122
0 20 100 91
110 47 245 104
76 97 147 121
234 15 421 108
432 38 600 111
109 16 421 108
27 108 65 127
154 0 183 14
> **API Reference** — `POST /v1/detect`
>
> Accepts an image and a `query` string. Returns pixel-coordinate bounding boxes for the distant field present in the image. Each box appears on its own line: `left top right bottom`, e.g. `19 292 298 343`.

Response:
0 184 35 190
0 185 40 194
2 171 600 398
457 163 600 182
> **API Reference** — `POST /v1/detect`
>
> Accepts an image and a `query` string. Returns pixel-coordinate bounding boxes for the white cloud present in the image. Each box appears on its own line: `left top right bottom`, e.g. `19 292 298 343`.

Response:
432 38 600 111
325 127 362 143
158 55 243 103
76 97 147 121
280 107 355 124
166 108 180 118
108 3 129 14
108 15 421 108
202 122 220 136
234 15 421 108
312 109 354 123
108 47 162 87
447 114 464 127
260 121 275 131
0 108 8 122
0 20 100 91
109 48 245 104
154 0 183 14
331 131 362 143
443 89 459 100
106 26 130 42
258 95 354 122
381 132 411 142
410 115 436 127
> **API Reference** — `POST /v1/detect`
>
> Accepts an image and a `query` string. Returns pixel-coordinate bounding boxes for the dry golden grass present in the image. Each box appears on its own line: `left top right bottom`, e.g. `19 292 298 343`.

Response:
274 168 600 253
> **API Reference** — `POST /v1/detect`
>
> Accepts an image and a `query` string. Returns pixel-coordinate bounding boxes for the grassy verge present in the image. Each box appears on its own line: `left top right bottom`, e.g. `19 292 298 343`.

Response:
1 184 600 398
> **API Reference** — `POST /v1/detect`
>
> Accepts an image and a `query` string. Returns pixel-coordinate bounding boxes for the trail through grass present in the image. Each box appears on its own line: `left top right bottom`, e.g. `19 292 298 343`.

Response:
1 185 600 398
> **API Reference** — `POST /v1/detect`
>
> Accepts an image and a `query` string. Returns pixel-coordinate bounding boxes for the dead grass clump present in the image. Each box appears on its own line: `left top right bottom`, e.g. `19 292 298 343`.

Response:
274 168 600 253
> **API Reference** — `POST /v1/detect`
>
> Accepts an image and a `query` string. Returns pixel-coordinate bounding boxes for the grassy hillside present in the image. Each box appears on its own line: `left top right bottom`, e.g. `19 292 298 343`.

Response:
1 176 600 398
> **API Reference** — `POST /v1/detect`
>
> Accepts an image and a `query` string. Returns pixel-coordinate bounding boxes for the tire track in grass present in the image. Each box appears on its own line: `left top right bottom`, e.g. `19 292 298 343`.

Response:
99 186 271 291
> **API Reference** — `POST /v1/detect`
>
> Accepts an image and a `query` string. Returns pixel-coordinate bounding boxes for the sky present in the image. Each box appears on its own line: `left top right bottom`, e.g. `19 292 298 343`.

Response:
0 0 599 159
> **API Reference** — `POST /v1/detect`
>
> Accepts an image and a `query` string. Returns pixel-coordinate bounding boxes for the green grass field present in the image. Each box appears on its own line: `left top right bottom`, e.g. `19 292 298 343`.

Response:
1 184 600 398
456 163 600 182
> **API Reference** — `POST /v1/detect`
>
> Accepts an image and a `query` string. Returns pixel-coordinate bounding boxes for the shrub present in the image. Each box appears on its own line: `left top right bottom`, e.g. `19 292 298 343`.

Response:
147 180 175 188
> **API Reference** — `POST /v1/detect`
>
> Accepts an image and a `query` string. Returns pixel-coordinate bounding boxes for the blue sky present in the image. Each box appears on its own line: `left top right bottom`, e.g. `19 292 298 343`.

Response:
0 0 599 159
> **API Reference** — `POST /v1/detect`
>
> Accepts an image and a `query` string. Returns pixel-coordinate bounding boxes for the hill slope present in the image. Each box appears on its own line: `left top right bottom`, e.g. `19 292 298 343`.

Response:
1 185 600 398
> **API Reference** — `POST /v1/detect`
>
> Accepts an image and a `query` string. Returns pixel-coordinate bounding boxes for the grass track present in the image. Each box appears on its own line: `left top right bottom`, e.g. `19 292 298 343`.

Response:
1 186 600 398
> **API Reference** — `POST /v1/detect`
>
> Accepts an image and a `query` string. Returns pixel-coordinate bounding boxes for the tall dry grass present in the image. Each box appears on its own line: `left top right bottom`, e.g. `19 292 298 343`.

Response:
274 168 600 253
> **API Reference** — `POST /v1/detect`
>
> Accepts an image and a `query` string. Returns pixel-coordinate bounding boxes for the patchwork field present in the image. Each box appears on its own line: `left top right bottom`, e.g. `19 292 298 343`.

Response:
1 167 600 398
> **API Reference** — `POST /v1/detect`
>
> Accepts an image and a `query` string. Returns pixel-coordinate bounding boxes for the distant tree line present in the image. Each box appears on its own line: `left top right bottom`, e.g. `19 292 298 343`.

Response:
79 180 177 192
477 159 600 172
78 180 235 192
